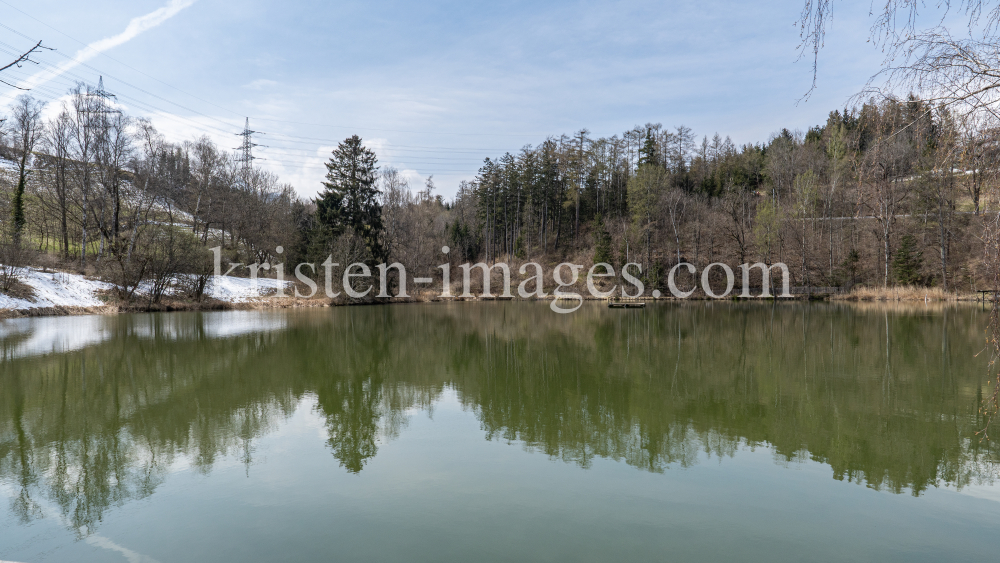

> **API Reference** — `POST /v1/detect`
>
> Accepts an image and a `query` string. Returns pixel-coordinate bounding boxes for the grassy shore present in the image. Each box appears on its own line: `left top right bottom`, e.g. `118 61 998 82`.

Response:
831 285 977 302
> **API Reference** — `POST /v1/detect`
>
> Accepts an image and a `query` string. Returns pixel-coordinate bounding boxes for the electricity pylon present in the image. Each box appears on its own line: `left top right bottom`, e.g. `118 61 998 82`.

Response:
83 76 121 129
234 117 265 173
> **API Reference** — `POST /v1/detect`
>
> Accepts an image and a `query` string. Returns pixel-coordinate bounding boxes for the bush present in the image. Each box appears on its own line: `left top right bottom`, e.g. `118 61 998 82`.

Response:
103 225 212 307
0 233 32 293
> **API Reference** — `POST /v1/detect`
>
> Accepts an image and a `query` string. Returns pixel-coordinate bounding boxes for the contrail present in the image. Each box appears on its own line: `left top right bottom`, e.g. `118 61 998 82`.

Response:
0 0 196 105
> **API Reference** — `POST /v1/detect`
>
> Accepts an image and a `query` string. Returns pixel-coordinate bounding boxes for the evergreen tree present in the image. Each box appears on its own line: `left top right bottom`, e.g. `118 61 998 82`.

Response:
11 176 26 238
841 248 861 286
448 220 478 262
317 135 385 261
593 215 612 264
628 163 667 269
638 128 659 167
892 235 923 285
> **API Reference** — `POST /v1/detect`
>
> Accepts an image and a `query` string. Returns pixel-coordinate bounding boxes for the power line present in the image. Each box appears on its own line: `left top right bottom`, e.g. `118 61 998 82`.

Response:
263 131 507 152
2 70 487 173
0 37 52 90
251 116 546 138
0 6 549 138
0 31 526 161
0 8 246 121
0 58 241 138
3 52 510 158
0 24 509 179
3 80 482 175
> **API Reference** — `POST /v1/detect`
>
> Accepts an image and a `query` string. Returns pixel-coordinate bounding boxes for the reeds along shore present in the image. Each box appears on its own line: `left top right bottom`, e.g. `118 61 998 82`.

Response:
831 286 975 302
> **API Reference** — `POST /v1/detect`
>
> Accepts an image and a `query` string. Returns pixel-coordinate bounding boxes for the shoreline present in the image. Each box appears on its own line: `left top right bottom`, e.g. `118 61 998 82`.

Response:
0 265 984 321
1 290 984 320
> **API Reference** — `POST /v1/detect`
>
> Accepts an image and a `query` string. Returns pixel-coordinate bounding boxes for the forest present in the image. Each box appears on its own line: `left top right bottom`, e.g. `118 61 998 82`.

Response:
0 82 998 303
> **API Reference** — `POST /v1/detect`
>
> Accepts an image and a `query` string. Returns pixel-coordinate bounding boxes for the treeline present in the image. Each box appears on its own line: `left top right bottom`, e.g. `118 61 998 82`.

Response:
2 83 999 300
300 95 1000 294
450 99 999 291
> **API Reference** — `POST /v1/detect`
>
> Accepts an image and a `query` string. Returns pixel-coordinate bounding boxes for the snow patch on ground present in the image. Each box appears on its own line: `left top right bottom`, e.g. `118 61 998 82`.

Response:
0 265 292 311
0 156 19 171
0 267 112 309
0 266 294 359
205 274 290 302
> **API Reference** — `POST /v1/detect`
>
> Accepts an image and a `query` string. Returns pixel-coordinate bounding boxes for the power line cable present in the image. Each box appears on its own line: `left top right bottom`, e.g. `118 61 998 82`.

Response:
0 7 548 138
2 26 530 160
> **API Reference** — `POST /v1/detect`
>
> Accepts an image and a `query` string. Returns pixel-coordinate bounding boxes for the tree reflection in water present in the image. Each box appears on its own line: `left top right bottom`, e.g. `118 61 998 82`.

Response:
0 302 997 534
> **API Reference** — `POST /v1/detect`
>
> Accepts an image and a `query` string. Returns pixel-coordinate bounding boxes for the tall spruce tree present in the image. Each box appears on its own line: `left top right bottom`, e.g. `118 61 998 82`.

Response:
317 135 385 261
892 235 923 286
638 128 659 167
593 215 612 264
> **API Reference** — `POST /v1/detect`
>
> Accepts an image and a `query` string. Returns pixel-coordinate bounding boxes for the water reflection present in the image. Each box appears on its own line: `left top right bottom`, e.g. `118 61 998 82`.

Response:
0 302 997 535
0 310 288 360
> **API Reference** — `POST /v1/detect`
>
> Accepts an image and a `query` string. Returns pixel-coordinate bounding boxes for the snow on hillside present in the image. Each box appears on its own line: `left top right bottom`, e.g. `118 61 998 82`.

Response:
0 268 112 310
0 266 292 311
206 275 290 302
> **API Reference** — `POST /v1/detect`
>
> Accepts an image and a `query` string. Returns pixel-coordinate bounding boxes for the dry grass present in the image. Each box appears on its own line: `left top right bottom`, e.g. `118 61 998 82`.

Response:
0 276 37 302
832 285 973 302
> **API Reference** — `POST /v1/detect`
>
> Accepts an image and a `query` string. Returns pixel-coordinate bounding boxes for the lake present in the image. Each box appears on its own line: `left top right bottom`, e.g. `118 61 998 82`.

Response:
1 302 999 562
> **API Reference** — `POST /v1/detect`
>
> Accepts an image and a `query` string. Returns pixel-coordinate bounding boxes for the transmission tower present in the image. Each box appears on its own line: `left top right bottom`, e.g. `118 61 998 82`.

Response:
94 76 115 105
83 76 121 128
234 117 265 175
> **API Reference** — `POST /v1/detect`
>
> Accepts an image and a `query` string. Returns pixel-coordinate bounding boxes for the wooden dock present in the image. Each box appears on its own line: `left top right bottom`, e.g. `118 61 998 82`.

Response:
608 298 646 309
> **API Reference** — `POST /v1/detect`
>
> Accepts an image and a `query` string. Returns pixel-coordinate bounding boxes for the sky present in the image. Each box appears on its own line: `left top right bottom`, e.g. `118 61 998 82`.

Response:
0 0 889 199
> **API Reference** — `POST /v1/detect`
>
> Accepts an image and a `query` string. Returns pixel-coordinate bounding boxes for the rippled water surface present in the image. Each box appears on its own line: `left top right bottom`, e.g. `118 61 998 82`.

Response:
1 302 999 562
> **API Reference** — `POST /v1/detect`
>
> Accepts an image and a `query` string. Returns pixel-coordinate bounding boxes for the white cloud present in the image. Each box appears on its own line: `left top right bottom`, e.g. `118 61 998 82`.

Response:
244 79 279 90
85 535 162 563
144 110 234 150
399 169 424 191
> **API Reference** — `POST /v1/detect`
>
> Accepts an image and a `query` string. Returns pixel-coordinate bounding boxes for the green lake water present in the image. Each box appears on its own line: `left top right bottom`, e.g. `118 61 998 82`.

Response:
1 302 999 562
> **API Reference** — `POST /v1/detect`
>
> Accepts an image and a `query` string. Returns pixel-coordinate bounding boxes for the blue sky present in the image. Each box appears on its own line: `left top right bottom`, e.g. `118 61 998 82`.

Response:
1 0 885 198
